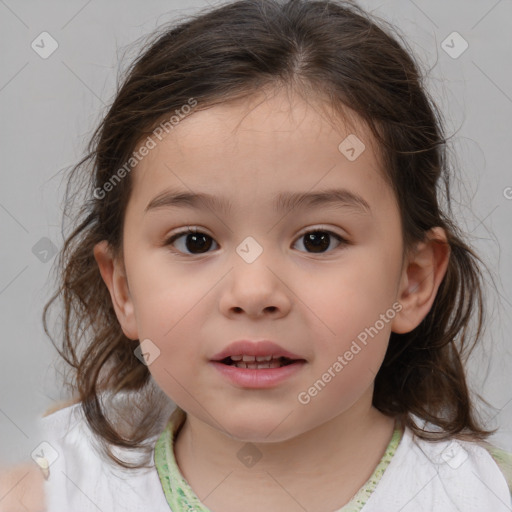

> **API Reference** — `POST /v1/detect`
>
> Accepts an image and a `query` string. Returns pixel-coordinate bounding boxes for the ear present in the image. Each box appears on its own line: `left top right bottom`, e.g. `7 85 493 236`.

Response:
93 240 139 340
391 227 451 334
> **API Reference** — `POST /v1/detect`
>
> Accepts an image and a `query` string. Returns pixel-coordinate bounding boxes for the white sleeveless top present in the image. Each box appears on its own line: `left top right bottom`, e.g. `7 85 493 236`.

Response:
37 403 512 512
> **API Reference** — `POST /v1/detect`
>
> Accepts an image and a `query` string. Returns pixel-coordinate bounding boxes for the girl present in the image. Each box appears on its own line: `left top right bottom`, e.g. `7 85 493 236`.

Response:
32 0 512 510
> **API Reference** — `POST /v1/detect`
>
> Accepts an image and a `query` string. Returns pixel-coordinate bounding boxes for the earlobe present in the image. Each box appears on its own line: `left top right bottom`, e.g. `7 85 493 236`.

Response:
93 240 139 340
391 227 451 334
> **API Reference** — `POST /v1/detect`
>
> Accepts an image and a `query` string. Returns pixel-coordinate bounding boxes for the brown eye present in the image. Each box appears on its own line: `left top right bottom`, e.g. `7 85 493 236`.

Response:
164 227 348 256
165 228 217 255
294 230 347 254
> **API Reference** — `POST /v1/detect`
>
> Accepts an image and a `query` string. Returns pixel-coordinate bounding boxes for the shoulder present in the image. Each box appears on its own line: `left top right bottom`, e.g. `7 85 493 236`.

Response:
388 427 512 508
38 399 98 467
42 397 81 417
37 397 84 445
476 440 512 496
0 462 46 512
37 399 171 511
0 401 81 512
36 400 110 510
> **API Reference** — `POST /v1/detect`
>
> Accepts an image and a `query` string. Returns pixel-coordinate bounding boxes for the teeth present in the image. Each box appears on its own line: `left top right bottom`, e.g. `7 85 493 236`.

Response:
238 355 275 362
225 355 294 368
233 359 283 369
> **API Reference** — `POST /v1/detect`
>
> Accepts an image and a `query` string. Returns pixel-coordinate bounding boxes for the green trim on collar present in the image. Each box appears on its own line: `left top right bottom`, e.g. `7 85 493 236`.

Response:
154 408 403 512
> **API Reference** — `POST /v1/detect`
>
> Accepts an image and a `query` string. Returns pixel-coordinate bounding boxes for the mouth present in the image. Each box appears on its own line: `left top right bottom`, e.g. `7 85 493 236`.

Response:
211 347 307 387
217 355 303 369
211 340 305 366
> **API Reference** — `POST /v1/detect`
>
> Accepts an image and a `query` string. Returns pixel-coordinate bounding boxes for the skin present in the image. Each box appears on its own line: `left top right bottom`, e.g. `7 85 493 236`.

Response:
0 402 80 512
94 87 450 512
0 463 46 512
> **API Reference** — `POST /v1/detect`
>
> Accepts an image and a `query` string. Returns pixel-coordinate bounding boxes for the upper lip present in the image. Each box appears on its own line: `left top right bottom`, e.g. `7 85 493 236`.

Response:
211 340 305 361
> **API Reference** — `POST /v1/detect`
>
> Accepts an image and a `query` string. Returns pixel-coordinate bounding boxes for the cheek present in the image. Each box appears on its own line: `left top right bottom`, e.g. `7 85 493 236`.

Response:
127 252 209 336
125 259 211 386
300 294 392 415
302 252 400 334
298 252 399 392
140 304 210 406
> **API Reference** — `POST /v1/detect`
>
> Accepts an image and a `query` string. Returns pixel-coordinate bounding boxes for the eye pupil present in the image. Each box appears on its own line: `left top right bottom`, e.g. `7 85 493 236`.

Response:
186 233 212 253
169 228 343 256
304 232 330 253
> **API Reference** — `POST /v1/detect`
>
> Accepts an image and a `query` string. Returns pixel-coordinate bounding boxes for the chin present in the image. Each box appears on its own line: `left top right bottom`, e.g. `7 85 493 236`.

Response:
219 411 302 444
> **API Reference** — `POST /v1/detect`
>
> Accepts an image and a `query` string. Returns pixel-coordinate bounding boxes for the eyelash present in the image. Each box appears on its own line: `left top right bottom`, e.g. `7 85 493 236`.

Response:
164 226 349 256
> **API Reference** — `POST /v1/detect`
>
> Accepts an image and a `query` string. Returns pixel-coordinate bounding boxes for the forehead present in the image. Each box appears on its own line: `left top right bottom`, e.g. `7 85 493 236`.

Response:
128 90 392 215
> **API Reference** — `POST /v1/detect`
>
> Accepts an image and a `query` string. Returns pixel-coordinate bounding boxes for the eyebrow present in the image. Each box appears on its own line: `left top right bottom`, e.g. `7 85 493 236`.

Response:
144 187 371 216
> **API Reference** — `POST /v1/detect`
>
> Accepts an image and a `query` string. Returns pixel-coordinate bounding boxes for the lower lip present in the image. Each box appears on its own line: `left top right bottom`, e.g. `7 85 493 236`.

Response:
210 361 306 388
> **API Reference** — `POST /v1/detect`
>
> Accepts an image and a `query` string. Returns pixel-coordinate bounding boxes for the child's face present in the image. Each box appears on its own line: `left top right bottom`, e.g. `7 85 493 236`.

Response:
103 90 409 441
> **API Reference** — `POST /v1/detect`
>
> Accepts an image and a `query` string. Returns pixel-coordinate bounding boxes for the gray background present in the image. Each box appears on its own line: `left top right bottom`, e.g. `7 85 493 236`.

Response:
1 0 511 466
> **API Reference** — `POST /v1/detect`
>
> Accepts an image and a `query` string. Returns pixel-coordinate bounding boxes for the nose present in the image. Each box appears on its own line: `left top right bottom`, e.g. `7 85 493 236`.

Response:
218 249 292 320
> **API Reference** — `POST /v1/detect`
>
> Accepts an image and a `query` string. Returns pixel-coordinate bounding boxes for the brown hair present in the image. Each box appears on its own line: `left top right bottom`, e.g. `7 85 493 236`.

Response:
43 0 498 470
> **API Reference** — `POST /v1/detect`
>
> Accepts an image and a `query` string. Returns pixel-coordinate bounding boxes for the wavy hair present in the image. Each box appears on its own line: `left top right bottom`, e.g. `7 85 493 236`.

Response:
43 0 497 470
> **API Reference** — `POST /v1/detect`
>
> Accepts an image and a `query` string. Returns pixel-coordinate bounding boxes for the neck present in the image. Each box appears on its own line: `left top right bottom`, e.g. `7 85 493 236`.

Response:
172 395 398 512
